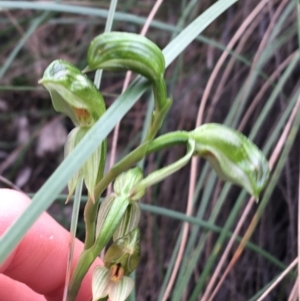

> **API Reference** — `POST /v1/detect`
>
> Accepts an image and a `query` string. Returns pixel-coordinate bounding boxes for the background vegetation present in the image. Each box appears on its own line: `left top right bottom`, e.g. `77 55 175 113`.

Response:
0 1 299 300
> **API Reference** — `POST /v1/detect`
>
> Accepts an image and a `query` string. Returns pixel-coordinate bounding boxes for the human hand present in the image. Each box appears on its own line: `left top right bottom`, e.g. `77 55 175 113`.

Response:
0 189 102 301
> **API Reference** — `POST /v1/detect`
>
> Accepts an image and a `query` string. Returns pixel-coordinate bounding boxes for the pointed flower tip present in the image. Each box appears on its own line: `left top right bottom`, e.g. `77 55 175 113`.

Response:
65 192 73 204
82 66 90 73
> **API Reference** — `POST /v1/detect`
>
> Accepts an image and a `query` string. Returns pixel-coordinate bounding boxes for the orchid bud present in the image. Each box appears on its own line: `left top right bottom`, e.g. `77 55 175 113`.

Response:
113 167 145 201
113 202 141 241
85 32 165 83
104 228 141 275
85 31 170 138
189 123 269 200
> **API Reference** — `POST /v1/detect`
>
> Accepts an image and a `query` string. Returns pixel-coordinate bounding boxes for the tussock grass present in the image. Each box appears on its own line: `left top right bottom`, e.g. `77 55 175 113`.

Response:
0 1 299 300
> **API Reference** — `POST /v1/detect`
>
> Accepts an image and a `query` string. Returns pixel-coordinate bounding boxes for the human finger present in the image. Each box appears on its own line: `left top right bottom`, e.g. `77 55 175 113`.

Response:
0 189 102 301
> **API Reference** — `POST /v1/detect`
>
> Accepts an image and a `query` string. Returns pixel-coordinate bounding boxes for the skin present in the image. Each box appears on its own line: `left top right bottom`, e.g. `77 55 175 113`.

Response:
0 189 102 301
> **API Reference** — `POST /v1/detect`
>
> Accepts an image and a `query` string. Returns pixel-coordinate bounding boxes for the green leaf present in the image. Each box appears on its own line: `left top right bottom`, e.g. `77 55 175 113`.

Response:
189 123 270 199
39 59 106 126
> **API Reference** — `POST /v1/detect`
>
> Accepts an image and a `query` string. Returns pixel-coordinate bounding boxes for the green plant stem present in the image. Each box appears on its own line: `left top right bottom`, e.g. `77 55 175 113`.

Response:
67 249 95 301
68 195 129 301
83 130 189 249
145 77 170 140
146 131 189 152
132 139 195 193
83 142 149 249
152 78 167 110
146 97 172 141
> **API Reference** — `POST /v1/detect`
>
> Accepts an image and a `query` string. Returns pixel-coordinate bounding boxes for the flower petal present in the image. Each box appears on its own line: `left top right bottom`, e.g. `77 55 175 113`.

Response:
108 276 135 301
92 266 110 301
